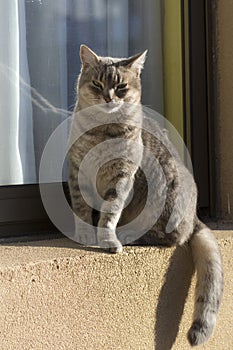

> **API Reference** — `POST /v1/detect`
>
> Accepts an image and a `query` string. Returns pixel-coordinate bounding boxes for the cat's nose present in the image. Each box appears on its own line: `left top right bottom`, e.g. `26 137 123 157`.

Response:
104 88 114 103
104 96 113 103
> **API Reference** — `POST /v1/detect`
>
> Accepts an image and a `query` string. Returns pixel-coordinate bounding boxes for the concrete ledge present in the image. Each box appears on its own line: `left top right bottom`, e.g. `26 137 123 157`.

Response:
0 232 232 350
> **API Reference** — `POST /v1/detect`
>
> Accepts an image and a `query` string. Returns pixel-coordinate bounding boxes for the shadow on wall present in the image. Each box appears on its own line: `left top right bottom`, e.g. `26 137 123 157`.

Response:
154 246 194 349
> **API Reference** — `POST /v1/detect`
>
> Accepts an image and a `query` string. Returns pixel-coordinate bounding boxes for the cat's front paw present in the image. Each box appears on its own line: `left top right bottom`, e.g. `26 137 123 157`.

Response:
74 222 97 246
98 238 123 254
97 230 123 254
109 244 123 254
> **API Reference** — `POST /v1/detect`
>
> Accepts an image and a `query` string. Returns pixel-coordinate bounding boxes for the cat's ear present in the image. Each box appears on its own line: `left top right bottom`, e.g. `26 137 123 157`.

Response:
126 50 148 77
80 45 99 70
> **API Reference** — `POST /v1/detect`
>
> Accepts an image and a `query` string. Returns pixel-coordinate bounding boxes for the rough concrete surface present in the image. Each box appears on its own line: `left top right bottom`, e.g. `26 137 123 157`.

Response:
0 232 232 350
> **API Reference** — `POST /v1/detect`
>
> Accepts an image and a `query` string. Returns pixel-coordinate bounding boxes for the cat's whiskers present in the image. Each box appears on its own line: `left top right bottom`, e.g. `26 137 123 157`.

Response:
68 103 76 111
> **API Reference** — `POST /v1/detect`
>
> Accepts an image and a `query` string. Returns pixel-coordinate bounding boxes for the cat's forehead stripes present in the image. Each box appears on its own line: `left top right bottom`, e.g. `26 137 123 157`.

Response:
98 63 122 86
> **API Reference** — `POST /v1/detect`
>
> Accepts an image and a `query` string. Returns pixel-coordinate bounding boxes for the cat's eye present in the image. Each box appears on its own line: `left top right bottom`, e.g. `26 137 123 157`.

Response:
116 83 128 90
92 80 103 89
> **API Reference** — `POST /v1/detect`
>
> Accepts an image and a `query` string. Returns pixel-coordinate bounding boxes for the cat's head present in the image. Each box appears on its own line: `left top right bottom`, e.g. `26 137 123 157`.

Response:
77 45 147 110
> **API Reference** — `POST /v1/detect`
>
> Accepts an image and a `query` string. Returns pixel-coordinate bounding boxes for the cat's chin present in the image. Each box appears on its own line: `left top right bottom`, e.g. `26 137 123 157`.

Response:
97 101 123 114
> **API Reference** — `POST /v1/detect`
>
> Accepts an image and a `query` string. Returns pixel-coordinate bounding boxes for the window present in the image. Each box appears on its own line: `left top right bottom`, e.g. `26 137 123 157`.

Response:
0 0 164 238
0 0 163 187
0 0 214 239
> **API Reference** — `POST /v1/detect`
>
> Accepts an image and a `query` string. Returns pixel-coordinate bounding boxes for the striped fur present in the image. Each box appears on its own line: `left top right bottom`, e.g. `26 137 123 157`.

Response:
68 45 223 346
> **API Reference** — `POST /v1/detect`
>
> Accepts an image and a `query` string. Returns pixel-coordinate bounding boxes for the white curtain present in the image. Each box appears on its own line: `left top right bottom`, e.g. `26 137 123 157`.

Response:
25 0 68 181
0 0 36 185
0 0 68 185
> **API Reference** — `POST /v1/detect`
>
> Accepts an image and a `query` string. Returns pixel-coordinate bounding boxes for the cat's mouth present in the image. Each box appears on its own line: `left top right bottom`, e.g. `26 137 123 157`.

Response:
98 100 123 114
107 100 122 112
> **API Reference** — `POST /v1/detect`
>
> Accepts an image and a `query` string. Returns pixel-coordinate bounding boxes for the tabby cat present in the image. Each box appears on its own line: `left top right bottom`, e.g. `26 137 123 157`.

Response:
68 45 223 346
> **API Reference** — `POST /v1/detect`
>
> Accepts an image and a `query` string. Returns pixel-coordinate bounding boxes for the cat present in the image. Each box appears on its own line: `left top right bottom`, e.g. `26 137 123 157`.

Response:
68 45 223 347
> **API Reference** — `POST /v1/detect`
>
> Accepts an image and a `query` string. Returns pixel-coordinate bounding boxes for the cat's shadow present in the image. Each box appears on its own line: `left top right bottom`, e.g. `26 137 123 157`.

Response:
154 246 194 350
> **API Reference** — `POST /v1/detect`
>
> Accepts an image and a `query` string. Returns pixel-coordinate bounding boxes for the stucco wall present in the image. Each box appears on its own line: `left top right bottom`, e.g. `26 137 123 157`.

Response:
216 1 233 219
0 233 232 350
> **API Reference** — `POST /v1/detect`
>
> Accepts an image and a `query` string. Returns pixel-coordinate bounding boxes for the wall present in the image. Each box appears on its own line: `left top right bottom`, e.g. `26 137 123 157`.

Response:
216 1 233 219
0 233 232 350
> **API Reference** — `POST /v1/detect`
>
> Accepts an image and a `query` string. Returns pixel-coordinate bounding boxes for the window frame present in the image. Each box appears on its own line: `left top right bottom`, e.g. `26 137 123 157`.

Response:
0 184 60 240
182 0 217 216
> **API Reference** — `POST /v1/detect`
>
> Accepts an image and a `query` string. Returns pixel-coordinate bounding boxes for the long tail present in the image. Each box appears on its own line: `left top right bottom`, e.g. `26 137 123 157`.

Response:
188 219 224 346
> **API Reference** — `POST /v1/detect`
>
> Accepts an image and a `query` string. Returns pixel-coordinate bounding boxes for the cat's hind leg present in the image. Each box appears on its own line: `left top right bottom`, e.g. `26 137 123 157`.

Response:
69 182 97 246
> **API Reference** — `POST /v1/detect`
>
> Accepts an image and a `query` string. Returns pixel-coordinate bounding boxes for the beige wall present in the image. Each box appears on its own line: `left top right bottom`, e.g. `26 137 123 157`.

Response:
216 1 233 219
0 235 232 350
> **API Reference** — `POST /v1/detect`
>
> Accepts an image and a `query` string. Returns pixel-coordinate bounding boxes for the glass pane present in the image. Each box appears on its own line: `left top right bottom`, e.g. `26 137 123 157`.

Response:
0 0 163 185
